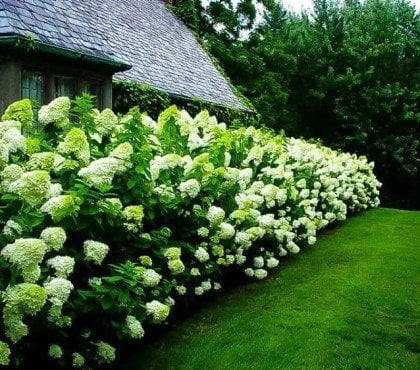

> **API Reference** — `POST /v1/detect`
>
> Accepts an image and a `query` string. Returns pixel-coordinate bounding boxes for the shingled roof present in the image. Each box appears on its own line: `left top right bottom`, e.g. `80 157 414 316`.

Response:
0 0 248 110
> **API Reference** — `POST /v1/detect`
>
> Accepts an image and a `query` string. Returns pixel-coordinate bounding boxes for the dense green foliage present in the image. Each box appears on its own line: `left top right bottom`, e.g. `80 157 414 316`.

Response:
166 0 201 32
0 97 379 367
112 80 258 128
121 208 420 369
113 81 172 120
172 0 419 208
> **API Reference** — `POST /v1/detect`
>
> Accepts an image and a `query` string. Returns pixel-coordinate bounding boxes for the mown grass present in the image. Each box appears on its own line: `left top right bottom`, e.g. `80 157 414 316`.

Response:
120 208 420 369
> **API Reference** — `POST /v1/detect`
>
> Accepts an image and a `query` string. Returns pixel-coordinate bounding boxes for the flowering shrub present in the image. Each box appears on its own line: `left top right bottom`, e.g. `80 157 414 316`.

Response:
0 97 381 367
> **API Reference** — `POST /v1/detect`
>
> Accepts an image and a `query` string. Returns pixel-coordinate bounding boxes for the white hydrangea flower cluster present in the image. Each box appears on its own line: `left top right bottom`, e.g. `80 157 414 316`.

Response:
150 153 184 181
78 142 133 187
40 195 80 222
1 238 47 282
126 315 145 339
197 227 209 237
47 183 63 198
46 256 75 278
83 240 110 265
175 285 187 295
206 206 225 226
218 222 235 240
93 108 118 137
0 164 23 192
194 246 210 262
0 119 26 163
44 277 74 326
145 300 171 323
27 152 56 171
122 205 144 232
78 158 124 187
38 97 71 128
140 269 162 287
178 178 201 198
2 219 22 239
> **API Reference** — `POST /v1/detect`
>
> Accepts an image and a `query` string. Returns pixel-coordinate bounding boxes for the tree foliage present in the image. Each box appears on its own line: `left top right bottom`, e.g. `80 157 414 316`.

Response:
171 0 420 208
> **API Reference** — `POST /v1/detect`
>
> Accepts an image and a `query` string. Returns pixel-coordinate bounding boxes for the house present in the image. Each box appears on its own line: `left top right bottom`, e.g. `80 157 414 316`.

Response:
0 0 247 113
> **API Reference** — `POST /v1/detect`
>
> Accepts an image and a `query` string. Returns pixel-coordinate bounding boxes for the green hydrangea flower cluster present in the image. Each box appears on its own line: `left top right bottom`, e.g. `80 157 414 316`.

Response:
8 170 50 206
93 108 118 137
27 152 56 171
95 341 116 364
72 352 85 368
48 344 63 359
3 283 47 343
164 247 185 275
0 164 23 192
0 341 11 366
1 98 33 129
40 195 81 221
57 127 90 166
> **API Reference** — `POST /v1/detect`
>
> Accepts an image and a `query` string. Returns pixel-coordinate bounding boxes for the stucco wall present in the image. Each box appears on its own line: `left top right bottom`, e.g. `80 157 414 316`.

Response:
0 60 21 114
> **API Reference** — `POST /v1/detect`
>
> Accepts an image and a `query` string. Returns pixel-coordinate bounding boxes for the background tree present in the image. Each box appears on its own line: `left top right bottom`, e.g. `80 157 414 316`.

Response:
170 0 419 209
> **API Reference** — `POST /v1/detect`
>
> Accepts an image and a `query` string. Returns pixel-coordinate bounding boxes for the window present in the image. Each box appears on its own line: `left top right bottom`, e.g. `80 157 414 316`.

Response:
21 70 45 106
55 76 75 98
22 68 105 110
81 80 99 96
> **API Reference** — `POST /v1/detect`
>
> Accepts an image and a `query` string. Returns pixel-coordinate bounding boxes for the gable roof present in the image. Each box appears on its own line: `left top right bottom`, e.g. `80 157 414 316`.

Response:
0 0 248 110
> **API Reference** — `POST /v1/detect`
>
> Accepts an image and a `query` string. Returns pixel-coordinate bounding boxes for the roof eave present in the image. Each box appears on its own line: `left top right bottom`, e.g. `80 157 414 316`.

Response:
0 35 132 72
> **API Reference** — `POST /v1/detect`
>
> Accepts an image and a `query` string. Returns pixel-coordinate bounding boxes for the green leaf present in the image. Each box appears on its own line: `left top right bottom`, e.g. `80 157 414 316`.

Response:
102 276 124 283
101 296 114 310
127 178 138 189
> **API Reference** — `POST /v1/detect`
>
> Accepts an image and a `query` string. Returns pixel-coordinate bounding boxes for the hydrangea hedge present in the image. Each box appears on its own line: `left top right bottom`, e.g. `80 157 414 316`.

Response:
0 97 381 367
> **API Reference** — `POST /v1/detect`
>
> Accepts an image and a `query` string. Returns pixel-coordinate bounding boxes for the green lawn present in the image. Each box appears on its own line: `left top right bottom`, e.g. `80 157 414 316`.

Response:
121 208 420 370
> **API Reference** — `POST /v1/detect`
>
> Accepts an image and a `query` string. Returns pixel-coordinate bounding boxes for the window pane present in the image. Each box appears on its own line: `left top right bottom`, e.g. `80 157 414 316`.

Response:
55 76 75 98
21 70 45 106
81 80 98 96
